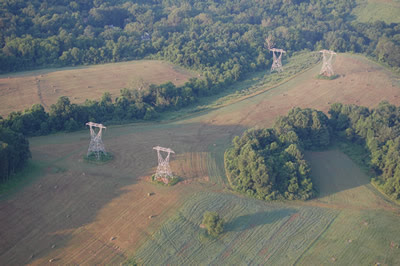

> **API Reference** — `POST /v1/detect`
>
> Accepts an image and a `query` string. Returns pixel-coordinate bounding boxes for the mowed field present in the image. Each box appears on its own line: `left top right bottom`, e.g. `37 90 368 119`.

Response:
353 0 400 23
0 53 400 265
0 60 196 117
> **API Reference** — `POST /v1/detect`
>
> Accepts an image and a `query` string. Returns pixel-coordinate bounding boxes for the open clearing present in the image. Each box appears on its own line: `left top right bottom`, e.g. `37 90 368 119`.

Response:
0 60 196 117
0 53 400 265
353 0 400 23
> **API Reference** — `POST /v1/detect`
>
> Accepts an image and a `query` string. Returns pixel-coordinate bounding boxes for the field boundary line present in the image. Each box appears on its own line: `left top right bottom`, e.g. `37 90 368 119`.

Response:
292 212 339 265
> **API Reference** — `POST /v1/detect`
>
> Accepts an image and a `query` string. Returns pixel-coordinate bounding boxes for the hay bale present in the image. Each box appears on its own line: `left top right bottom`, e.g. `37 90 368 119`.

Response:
110 236 116 241
148 215 153 219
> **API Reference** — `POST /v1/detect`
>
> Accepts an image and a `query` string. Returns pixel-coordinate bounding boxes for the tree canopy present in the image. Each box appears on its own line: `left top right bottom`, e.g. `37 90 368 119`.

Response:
0 125 31 183
202 211 224 237
329 101 400 200
225 107 331 201
1 0 399 76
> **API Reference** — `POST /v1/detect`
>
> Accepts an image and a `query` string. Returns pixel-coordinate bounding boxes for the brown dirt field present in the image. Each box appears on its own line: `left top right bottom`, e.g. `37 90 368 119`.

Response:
0 122 241 265
0 54 399 265
0 60 196 117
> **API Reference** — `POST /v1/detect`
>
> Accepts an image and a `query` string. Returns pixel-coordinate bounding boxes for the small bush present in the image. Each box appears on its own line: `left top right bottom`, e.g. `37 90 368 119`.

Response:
84 152 113 164
151 174 180 186
202 211 224 237
316 74 339 80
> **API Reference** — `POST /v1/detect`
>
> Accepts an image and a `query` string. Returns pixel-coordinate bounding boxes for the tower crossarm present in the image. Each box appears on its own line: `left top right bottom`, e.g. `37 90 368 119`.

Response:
153 146 175 154
86 122 106 129
269 48 286 53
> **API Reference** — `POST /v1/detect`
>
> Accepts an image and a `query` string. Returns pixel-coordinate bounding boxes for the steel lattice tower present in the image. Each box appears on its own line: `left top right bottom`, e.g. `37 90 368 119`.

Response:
319 50 337 77
270 48 286 73
86 122 107 159
153 146 175 184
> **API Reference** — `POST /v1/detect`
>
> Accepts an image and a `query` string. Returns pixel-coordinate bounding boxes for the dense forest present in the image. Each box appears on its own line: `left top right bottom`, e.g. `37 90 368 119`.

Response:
224 108 331 200
1 0 399 79
225 104 400 201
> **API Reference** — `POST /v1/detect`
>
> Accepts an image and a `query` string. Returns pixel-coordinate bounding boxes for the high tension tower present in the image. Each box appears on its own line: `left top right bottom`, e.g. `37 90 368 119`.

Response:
153 146 175 184
319 50 337 77
86 122 107 159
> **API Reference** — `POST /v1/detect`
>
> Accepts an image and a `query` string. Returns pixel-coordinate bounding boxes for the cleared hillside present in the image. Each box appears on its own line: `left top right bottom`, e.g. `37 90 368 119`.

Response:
0 60 196 117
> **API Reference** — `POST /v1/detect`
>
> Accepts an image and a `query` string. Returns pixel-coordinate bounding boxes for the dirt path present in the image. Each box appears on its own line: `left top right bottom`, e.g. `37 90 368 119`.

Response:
35 77 48 108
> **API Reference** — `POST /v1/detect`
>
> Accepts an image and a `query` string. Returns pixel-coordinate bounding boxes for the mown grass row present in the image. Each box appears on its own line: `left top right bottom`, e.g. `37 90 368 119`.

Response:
132 191 337 265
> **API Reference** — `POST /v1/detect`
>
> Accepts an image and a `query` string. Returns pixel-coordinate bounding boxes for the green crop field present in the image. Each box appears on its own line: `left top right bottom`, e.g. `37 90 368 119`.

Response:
300 150 400 265
133 192 338 265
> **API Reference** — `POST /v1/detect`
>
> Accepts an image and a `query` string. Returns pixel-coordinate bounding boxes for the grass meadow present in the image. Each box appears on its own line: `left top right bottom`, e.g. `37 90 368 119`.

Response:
133 192 338 265
353 0 400 23
0 60 196 117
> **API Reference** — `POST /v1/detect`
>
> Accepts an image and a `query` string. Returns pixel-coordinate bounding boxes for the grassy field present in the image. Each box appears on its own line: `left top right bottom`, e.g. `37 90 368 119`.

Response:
1 53 400 265
300 150 400 265
132 149 400 265
134 192 338 265
353 0 400 23
0 60 196 117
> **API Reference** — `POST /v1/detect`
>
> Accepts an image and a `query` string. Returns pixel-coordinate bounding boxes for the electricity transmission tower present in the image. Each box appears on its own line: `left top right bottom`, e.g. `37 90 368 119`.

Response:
153 146 175 184
265 36 286 73
269 48 286 73
86 122 107 159
319 50 337 77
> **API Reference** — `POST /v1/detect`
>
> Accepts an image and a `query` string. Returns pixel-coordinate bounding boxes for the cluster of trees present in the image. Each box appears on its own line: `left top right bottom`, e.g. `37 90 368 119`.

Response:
0 126 30 183
1 0 399 79
225 108 331 201
329 102 400 199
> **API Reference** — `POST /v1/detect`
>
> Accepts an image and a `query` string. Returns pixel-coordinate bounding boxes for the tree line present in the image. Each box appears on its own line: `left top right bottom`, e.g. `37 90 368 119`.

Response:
0 126 30 183
0 77 225 137
329 101 400 200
